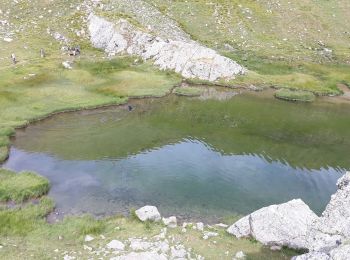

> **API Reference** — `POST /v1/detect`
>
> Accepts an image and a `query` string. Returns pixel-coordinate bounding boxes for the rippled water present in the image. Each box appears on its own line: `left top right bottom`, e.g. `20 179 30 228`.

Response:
3 91 350 221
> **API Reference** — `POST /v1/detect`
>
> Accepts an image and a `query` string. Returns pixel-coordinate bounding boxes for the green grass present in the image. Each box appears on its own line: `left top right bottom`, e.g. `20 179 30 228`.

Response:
0 147 9 163
0 169 50 202
0 196 54 236
274 89 316 102
173 86 203 96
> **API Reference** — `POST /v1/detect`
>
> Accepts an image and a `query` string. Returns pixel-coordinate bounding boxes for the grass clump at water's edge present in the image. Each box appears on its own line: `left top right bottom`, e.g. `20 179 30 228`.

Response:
173 86 203 96
0 169 50 202
274 89 316 102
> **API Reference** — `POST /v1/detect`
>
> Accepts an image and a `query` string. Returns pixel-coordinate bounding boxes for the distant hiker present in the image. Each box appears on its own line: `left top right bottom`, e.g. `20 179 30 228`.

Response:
11 53 16 64
40 48 45 58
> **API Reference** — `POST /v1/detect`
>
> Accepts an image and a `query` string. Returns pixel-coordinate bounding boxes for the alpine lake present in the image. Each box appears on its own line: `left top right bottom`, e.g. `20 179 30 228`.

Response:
3 88 350 223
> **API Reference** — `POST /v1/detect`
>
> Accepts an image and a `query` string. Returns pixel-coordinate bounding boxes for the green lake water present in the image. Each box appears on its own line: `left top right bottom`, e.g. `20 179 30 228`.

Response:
3 91 350 222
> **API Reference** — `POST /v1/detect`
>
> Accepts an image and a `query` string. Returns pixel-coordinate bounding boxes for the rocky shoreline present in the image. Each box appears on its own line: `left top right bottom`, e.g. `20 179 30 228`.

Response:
227 171 350 259
106 169 350 260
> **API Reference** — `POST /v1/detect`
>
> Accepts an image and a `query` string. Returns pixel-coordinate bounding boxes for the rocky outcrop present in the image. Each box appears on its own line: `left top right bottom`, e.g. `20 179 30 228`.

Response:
135 205 161 222
227 172 350 259
88 14 246 82
227 199 318 249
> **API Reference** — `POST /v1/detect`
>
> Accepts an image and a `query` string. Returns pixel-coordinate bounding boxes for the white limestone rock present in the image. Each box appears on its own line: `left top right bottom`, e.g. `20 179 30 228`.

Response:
62 61 72 69
129 238 152 251
162 216 177 228
88 14 245 82
306 172 350 252
84 235 94 242
227 199 318 249
135 206 161 222
291 252 330 260
234 251 246 259
111 251 167 260
329 244 350 260
196 222 204 231
106 240 125 250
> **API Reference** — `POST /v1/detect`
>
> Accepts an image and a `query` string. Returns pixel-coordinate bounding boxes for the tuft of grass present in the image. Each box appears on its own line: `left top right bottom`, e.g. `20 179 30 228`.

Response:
0 170 50 202
0 136 10 147
274 89 316 102
173 86 203 96
0 196 54 236
0 127 15 136
0 146 9 162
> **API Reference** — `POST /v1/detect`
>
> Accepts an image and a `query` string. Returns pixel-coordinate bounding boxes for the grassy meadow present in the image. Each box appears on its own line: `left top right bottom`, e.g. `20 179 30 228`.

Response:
0 0 349 258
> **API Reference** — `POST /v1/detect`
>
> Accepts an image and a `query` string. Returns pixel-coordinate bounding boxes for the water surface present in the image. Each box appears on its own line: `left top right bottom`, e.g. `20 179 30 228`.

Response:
3 92 350 221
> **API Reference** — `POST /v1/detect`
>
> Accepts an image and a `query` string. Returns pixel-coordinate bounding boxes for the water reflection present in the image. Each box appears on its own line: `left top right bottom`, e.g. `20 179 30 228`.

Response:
3 93 350 221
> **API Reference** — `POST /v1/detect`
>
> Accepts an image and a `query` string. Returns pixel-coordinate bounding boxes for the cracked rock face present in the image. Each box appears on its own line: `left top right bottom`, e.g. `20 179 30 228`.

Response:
228 172 350 259
227 199 318 249
88 14 246 82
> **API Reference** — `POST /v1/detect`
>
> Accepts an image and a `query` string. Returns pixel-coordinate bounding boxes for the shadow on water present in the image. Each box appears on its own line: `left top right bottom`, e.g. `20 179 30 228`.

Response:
3 92 350 221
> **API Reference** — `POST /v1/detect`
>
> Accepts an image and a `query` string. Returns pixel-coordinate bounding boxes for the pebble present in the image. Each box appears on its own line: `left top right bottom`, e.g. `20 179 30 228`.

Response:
85 235 94 242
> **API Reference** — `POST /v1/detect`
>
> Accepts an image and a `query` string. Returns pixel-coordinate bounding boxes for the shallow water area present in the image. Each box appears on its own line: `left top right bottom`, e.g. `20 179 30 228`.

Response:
3 90 350 222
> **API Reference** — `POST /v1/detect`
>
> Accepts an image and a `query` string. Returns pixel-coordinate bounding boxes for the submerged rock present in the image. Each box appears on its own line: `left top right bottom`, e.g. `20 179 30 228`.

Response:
88 14 245 82
135 205 161 222
227 199 318 249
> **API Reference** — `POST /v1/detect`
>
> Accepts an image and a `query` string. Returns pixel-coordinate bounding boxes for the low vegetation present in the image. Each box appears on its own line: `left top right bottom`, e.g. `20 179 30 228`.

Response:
173 86 203 97
0 169 298 259
0 169 50 202
274 89 316 102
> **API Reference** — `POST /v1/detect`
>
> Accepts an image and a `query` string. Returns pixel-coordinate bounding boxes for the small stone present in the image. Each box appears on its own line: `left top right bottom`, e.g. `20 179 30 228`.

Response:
3 37 13 42
203 231 218 238
235 251 246 259
83 245 92 251
85 235 94 242
62 61 72 69
162 216 177 228
215 223 229 228
196 222 204 231
270 245 282 251
63 255 75 260
106 240 125 250
135 206 161 222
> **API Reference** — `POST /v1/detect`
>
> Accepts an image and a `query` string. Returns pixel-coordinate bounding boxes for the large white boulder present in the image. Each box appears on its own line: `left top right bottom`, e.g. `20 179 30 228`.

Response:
227 199 318 249
135 206 161 222
306 172 350 253
88 14 246 82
